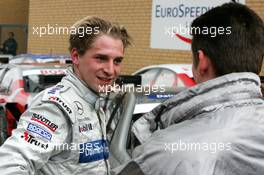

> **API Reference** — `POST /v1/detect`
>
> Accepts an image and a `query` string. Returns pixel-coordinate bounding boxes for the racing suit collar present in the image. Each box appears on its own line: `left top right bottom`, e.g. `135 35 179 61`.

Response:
157 72 262 127
63 67 100 106
132 72 263 143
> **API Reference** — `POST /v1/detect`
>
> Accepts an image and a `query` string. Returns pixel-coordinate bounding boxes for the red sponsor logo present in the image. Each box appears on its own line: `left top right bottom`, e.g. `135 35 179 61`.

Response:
31 113 58 132
21 131 49 150
40 69 65 75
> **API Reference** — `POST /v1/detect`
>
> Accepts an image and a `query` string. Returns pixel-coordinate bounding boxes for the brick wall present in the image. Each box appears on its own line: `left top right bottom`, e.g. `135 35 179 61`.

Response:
28 0 264 75
0 0 28 24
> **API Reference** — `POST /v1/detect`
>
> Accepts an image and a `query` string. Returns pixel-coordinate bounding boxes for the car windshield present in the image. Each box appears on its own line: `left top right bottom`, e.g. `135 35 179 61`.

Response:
23 74 65 93
137 69 189 89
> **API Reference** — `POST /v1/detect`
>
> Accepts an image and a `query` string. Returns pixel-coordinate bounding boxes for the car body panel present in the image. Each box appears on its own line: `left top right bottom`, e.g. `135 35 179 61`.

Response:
133 64 196 90
0 63 68 138
133 64 193 77
9 54 71 64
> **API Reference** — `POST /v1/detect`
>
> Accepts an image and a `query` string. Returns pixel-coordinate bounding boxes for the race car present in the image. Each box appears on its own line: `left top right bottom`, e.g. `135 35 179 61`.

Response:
9 54 71 64
133 64 196 90
0 54 13 64
0 63 68 142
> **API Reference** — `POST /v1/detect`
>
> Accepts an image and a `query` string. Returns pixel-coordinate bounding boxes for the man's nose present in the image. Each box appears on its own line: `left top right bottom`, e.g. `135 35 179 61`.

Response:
104 61 115 76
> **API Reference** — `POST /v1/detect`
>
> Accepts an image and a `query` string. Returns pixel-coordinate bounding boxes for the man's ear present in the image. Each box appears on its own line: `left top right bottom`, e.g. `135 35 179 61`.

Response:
70 48 79 65
197 50 210 76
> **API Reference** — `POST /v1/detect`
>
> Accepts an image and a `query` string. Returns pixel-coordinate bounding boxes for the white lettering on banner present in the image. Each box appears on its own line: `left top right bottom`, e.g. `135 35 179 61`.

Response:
151 0 246 50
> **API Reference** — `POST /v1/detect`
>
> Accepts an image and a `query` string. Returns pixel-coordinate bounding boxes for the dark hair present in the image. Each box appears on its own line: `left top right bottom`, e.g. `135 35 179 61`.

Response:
191 2 264 76
9 32 14 37
69 16 132 56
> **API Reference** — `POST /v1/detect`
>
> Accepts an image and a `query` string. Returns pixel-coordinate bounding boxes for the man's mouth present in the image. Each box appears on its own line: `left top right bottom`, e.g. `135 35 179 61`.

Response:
97 76 113 84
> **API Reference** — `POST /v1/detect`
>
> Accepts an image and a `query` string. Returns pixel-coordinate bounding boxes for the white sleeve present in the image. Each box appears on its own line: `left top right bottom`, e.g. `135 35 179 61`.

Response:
0 102 70 175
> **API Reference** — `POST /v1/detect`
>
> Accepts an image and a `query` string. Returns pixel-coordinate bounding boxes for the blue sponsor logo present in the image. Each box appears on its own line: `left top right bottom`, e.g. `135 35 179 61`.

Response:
27 123 52 140
47 85 64 94
79 139 109 163
148 94 176 99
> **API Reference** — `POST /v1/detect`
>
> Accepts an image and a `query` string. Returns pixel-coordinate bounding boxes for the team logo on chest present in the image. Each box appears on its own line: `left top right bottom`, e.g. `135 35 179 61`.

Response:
74 101 84 115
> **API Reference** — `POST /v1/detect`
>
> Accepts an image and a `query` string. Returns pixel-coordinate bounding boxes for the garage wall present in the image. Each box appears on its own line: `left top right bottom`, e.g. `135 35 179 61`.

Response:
0 0 28 24
28 0 264 75
0 0 29 54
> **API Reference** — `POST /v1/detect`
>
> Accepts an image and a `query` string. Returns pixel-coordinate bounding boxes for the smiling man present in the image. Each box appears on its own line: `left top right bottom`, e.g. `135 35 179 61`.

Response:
72 35 124 92
0 16 131 175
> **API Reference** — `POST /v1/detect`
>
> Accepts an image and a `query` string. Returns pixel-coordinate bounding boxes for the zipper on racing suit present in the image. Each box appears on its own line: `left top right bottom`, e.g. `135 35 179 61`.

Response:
95 97 110 174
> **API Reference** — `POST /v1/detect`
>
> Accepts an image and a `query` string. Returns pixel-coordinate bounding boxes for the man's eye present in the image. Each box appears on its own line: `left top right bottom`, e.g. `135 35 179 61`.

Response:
95 56 107 61
114 58 122 65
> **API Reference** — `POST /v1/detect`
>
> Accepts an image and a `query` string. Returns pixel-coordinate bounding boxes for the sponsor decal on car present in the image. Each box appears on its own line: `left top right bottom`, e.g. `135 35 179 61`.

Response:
48 96 72 114
40 69 66 75
31 113 58 132
22 69 66 76
79 139 109 163
27 123 52 140
47 85 64 94
21 131 49 150
79 123 93 133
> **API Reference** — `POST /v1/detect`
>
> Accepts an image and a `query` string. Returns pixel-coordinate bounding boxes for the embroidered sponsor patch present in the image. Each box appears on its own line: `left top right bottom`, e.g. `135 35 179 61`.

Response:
49 96 72 114
47 85 64 94
148 94 176 99
79 140 109 163
27 123 52 140
77 117 90 123
21 131 49 150
79 123 93 133
31 113 58 132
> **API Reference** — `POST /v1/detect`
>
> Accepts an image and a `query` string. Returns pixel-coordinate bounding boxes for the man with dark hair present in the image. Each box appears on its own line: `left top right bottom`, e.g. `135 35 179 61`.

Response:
2 32 17 56
117 2 264 175
0 16 131 175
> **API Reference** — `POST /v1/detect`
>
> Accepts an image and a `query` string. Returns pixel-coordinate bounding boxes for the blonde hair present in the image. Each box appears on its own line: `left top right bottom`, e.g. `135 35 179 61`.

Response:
69 16 131 55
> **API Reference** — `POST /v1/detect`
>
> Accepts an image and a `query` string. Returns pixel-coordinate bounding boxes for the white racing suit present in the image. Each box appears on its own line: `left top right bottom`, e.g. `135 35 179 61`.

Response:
0 68 111 175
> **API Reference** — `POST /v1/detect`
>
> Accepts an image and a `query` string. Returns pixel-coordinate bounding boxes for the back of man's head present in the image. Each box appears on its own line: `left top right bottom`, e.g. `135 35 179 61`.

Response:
191 2 264 76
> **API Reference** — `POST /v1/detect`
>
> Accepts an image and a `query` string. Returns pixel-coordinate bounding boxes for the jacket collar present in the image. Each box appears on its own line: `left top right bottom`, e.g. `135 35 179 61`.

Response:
62 67 99 106
152 72 262 128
